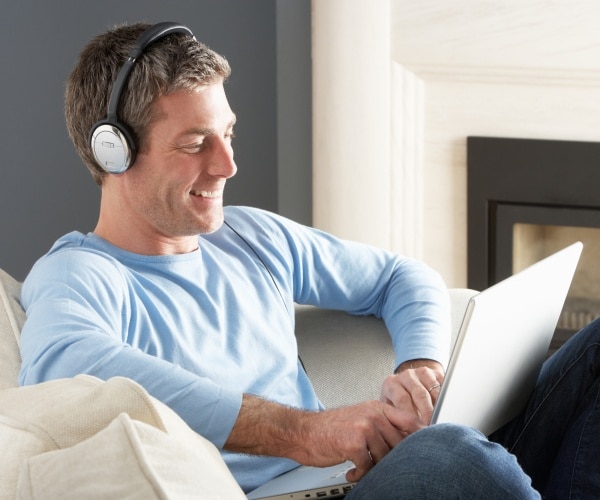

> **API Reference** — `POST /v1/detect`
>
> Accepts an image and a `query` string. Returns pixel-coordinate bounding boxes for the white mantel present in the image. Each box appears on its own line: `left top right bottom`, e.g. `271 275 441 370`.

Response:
312 0 600 287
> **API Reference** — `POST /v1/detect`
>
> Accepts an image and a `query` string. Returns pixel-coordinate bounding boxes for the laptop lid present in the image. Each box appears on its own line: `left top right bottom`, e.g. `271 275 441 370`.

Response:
431 241 582 435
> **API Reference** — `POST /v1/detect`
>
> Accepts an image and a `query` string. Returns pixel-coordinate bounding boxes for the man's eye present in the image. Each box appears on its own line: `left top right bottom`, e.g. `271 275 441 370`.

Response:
181 143 204 153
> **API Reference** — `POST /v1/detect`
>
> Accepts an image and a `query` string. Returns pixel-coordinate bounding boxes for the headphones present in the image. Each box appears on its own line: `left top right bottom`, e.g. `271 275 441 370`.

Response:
89 22 195 174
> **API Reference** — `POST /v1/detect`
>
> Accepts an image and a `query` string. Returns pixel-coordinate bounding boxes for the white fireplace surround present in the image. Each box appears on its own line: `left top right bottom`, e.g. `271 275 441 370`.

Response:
311 0 600 287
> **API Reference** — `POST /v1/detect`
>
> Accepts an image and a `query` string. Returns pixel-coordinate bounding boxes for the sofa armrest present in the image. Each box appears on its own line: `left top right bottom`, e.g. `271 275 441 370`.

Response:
295 288 478 409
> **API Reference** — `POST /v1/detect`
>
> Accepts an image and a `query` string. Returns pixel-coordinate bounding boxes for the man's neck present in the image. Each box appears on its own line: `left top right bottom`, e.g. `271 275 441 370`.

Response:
93 207 199 256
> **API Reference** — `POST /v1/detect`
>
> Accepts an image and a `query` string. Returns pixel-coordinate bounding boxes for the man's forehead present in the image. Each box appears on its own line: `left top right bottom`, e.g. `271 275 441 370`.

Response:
150 88 236 131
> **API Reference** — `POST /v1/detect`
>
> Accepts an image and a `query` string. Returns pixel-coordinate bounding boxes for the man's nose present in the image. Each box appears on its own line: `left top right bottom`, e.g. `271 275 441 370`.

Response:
208 139 237 179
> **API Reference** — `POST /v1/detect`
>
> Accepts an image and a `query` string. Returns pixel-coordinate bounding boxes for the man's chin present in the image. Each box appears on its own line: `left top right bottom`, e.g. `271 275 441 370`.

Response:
197 215 225 235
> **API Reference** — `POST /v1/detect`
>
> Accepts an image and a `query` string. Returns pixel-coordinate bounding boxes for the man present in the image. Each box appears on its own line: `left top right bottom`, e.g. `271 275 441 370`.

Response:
18 22 599 498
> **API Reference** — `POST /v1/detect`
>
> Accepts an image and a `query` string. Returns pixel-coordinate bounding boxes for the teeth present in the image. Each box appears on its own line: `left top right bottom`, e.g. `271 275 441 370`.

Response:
191 190 221 198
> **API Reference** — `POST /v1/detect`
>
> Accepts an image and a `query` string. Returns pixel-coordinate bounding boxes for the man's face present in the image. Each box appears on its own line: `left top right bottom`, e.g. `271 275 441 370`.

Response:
119 83 237 245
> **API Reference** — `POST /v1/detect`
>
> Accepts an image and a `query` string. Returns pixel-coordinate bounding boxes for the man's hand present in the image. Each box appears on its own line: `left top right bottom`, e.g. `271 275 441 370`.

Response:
380 359 445 425
224 394 423 482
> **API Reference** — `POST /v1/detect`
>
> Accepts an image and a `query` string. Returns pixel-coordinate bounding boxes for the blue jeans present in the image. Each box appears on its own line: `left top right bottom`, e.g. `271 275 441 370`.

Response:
347 318 600 499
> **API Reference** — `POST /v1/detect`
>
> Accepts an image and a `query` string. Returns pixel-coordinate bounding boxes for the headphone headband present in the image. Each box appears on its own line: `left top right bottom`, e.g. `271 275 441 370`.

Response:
90 22 195 174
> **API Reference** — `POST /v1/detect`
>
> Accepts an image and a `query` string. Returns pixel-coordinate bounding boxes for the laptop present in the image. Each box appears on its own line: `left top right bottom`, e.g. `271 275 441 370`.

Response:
247 242 583 500
430 241 582 434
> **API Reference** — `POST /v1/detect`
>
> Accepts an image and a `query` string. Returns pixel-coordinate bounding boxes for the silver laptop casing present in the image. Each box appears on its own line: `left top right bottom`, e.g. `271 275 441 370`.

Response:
431 242 582 435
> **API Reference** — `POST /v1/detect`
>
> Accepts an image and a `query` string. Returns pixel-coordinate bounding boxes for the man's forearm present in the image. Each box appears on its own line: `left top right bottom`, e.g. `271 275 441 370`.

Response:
224 393 310 460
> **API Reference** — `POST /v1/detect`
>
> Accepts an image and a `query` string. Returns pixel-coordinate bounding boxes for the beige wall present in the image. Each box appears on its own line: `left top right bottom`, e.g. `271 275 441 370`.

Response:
312 0 600 287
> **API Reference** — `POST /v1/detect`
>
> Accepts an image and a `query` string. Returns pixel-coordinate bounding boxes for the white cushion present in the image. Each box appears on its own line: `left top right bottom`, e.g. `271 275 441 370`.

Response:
17 413 242 499
0 375 244 499
0 268 25 390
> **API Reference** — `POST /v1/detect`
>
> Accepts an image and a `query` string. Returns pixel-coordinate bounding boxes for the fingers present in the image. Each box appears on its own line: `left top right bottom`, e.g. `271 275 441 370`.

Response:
346 403 420 481
346 448 376 482
427 382 441 397
346 464 366 484
300 401 417 482
411 374 440 420
381 361 445 424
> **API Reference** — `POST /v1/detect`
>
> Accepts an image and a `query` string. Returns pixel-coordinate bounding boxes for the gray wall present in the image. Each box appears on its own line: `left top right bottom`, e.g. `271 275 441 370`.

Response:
0 0 311 281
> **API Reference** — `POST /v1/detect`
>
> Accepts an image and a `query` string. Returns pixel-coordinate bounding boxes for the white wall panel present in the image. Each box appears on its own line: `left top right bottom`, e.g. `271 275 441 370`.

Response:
313 0 600 287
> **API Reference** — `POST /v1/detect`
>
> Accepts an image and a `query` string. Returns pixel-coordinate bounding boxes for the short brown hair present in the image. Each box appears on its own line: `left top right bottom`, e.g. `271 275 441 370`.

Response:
65 22 231 185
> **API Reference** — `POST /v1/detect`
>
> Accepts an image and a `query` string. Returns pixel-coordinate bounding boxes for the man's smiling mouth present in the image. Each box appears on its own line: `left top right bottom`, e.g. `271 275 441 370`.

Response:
190 190 222 199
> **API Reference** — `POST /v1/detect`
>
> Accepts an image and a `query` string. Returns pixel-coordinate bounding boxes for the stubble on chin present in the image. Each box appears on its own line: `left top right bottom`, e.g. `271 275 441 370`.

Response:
194 207 225 236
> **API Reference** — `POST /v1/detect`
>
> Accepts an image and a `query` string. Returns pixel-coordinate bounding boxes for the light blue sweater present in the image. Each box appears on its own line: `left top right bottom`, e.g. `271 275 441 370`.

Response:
19 206 450 492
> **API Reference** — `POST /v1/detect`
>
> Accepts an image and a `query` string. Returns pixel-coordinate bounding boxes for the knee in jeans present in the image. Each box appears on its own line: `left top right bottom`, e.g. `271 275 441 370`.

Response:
354 424 537 499
409 424 529 483
407 423 485 458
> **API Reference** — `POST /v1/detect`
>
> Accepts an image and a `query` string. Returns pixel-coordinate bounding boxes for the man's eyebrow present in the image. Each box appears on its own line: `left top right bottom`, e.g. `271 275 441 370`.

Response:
179 115 237 138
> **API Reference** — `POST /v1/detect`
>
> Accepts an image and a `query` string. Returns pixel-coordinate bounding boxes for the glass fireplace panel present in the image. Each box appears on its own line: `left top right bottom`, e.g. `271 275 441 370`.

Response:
513 223 600 331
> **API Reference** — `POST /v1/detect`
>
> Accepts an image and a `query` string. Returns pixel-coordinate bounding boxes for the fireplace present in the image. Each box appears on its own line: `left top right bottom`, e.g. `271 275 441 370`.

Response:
467 137 600 354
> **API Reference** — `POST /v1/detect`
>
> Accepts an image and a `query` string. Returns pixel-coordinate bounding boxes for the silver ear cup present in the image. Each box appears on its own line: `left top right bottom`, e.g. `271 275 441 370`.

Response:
90 123 133 174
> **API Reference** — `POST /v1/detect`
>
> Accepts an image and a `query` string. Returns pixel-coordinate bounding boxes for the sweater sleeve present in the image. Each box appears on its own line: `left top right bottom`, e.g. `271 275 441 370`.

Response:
18 250 241 448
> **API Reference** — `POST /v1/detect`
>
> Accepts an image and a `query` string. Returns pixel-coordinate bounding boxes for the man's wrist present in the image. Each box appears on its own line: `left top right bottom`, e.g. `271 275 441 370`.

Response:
394 358 443 375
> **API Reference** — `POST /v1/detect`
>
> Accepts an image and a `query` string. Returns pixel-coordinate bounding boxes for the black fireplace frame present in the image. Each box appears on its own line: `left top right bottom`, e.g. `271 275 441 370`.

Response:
467 136 600 291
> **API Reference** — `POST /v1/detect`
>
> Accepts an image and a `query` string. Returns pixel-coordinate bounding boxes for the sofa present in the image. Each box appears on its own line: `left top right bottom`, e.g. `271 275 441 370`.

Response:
0 266 476 498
